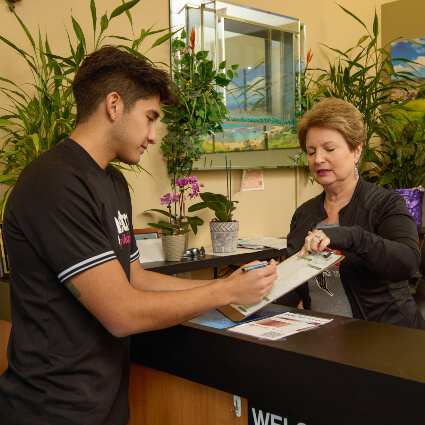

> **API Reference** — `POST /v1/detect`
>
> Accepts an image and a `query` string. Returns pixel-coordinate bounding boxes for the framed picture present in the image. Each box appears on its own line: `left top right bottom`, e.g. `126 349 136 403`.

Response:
391 37 425 106
171 0 304 170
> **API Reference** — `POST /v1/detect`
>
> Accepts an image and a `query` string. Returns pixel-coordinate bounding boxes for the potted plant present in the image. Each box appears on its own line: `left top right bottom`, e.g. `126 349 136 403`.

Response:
291 6 419 177
160 28 239 182
145 176 204 261
0 0 174 218
188 160 239 253
362 112 425 227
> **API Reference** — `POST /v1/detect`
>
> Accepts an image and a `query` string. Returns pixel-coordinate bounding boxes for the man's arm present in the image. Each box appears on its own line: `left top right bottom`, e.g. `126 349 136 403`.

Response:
129 260 214 291
68 259 277 338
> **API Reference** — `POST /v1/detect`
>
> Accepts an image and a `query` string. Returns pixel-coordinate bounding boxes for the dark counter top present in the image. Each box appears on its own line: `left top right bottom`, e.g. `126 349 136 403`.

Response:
131 309 425 425
141 247 284 275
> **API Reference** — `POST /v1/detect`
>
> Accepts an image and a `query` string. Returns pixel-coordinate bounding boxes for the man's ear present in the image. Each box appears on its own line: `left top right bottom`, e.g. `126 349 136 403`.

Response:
105 92 123 121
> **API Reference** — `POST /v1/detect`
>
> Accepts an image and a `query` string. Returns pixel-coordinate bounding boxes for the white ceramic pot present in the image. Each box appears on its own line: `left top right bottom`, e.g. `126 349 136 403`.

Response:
209 221 239 253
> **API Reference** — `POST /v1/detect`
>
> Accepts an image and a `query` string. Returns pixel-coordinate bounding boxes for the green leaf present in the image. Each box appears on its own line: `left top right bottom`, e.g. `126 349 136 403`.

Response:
372 10 379 37
90 0 97 34
0 35 34 68
188 201 207 212
31 134 40 153
123 0 134 27
110 0 140 20
145 208 171 218
72 16 86 51
9 5 36 49
147 221 174 233
172 38 186 49
118 45 149 61
0 150 20 160
219 60 226 69
109 35 132 42
0 175 17 183
151 29 179 49
357 35 369 46
0 119 19 126
337 4 367 30
196 51 208 61
100 12 109 32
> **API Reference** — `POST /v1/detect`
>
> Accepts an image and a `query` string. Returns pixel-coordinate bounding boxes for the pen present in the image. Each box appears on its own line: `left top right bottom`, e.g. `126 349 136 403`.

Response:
242 262 270 272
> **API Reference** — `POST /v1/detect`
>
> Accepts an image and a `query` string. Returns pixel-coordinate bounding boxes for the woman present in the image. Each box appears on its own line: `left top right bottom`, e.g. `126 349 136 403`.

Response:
287 97 425 329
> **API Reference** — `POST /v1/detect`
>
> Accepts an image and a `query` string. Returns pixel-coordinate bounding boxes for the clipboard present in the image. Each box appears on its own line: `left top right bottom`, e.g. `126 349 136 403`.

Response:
218 251 344 322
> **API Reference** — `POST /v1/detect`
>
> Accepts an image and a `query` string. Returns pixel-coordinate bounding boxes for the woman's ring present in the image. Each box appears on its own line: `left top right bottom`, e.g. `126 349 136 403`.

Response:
315 233 322 242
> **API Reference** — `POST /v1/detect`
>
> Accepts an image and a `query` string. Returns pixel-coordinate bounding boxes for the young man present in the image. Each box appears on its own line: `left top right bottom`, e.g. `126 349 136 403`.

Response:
0 46 277 425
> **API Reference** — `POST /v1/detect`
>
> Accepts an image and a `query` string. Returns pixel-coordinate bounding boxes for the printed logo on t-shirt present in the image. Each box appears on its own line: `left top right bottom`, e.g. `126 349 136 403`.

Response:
114 210 131 249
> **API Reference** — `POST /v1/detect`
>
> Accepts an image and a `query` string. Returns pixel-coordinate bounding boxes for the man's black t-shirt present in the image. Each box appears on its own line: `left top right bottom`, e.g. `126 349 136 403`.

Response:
0 139 140 425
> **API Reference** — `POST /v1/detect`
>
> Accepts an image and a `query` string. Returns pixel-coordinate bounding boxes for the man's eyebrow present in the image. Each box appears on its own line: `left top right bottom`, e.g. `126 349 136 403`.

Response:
148 109 160 119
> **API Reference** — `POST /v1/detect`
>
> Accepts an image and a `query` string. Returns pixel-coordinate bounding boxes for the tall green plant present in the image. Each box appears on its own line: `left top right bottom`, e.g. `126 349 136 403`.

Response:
304 5 420 173
288 5 419 179
160 28 238 182
0 0 174 216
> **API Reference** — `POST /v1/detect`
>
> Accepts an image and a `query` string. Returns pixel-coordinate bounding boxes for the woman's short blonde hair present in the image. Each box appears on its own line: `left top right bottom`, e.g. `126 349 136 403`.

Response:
296 97 366 152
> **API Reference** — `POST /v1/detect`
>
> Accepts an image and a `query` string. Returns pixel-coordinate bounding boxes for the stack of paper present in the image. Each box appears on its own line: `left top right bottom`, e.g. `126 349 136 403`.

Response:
237 237 287 250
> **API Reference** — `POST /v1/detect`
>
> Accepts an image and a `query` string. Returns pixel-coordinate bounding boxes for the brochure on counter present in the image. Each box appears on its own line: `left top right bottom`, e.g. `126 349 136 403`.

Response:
218 250 344 322
228 312 333 341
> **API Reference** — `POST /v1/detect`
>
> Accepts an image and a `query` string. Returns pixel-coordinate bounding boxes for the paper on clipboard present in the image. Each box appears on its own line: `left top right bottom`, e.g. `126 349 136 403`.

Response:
218 251 344 322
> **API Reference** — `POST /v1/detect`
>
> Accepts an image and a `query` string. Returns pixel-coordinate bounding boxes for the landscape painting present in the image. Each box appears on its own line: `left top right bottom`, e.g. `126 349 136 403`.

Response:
199 63 298 154
391 37 425 117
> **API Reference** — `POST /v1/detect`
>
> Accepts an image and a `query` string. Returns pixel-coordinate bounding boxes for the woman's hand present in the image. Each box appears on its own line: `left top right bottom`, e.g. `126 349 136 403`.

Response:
299 230 330 257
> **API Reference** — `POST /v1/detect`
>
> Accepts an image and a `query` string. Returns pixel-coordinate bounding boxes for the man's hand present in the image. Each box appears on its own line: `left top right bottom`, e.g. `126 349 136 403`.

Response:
223 259 277 305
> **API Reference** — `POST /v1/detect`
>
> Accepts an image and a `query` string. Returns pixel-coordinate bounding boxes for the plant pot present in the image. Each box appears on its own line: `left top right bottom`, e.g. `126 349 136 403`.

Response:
210 221 239 253
390 188 424 227
161 234 186 261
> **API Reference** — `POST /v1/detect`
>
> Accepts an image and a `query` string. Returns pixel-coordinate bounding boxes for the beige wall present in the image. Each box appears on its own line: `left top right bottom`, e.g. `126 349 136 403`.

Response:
1 0 394 248
382 0 425 45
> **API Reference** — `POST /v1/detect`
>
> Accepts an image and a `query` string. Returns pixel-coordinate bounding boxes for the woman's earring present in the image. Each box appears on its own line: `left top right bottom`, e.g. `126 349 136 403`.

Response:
354 162 359 180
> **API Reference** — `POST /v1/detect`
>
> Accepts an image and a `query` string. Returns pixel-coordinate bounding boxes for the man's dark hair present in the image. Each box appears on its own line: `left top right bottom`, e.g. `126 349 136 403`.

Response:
72 45 173 124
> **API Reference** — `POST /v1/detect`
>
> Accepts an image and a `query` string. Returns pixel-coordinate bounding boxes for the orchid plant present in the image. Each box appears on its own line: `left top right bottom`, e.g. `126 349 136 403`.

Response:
145 176 204 236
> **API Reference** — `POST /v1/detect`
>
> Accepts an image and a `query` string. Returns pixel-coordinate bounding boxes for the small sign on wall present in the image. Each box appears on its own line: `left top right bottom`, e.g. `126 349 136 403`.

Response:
241 169 264 191
248 401 317 425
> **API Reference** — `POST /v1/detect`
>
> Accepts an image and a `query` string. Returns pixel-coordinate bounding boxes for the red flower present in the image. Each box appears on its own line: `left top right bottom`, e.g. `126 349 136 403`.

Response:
189 27 195 51
306 48 313 67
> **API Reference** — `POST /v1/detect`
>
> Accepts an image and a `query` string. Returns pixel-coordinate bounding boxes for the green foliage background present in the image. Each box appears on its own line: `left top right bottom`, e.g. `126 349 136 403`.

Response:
0 0 174 216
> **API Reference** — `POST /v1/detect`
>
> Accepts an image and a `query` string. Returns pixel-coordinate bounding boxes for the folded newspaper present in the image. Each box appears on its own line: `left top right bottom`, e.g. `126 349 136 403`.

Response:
228 312 332 341
237 237 287 250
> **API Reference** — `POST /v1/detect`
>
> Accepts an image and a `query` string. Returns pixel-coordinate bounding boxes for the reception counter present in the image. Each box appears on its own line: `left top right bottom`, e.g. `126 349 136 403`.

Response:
130 308 425 425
